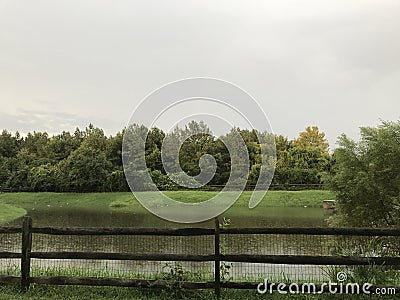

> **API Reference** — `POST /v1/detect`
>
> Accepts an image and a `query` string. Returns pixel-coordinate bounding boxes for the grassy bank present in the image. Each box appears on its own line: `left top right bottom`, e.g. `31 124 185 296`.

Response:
0 203 26 224
0 284 389 300
162 190 334 208
0 190 334 209
0 190 334 224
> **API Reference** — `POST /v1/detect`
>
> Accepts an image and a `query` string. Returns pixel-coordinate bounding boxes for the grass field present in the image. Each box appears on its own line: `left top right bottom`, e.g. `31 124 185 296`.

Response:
0 190 335 224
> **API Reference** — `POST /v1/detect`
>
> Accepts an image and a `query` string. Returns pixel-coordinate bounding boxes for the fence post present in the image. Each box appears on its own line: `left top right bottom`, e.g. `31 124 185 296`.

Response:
21 216 32 292
214 217 221 298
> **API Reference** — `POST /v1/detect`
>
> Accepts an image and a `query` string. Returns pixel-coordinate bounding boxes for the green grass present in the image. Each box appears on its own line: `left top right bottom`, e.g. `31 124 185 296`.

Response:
0 203 26 224
0 265 394 300
161 190 334 208
0 190 334 209
0 284 390 300
108 198 134 208
0 192 131 211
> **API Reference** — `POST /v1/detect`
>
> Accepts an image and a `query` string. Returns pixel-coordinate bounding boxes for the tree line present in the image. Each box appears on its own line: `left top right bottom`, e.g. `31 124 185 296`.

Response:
2 119 398 228
0 122 332 192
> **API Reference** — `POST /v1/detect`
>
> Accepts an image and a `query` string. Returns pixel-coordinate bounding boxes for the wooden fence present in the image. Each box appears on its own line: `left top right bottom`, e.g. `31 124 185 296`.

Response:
1 216 400 297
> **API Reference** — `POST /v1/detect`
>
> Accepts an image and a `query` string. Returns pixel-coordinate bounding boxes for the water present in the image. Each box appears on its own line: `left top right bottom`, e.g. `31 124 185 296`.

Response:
1 207 333 281
6 205 328 228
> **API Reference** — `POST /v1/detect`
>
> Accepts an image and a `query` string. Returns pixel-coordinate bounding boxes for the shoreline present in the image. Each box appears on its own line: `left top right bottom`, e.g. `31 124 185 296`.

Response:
0 190 334 224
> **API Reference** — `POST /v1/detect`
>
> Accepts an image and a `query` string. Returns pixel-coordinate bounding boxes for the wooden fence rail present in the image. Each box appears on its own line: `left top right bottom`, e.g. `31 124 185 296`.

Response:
1 216 400 296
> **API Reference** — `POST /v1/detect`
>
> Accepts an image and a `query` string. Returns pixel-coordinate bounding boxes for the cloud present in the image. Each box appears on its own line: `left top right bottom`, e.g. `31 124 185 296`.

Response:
0 110 120 136
0 0 399 147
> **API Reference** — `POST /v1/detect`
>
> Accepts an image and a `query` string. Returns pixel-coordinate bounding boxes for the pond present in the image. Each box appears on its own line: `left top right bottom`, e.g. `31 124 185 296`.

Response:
2 206 334 282
8 205 328 228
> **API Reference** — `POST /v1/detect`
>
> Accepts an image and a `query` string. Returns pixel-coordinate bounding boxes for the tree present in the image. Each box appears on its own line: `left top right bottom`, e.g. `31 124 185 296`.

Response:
122 124 152 191
28 163 58 191
210 138 230 185
145 127 165 172
178 121 215 177
239 129 262 167
0 123 335 190
327 121 400 227
107 130 125 167
0 130 22 158
58 145 112 191
23 132 50 162
45 131 80 162
82 124 108 151
275 135 291 153
273 129 330 185
0 156 11 188
106 170 129 192
294 126 329 154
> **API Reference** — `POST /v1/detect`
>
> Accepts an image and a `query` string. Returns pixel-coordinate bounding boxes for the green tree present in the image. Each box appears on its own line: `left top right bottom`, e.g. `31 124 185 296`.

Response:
106 170 129 192
210 138 230 185
122 124 151 191
275 135 292 153
327 121 400 227
0 130 22 158
45 131 80 162
5 149 33 190
145 127 165 172
58 145 112 191
107 130 125 167
273 135 292 185
0 156 11 188
273 129 330 185
239 129 262 168
28 163 58 191
23 132 50 163
178 121 215 177
82 124 108 151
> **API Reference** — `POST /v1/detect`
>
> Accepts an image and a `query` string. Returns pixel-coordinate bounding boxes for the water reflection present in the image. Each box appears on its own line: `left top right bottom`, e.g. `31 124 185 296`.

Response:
8 206 326 228
2 207 330 281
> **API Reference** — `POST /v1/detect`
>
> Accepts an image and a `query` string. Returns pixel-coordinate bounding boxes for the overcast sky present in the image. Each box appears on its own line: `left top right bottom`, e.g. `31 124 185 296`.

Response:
1 0 399 148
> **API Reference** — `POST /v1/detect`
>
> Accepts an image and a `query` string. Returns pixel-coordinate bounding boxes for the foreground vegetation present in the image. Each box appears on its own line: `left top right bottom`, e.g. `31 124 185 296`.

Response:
0 190 334 223
327 120 400 228
0 284 393 300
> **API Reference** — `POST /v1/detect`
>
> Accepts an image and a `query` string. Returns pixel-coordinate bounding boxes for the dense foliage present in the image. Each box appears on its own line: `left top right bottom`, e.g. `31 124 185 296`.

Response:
0 123 331 192
327 121 400 227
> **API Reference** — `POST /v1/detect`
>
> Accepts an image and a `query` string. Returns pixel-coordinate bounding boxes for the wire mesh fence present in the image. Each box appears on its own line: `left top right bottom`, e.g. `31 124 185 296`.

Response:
29 233 215 279
0 232 20 275
1 222 400 288
0 232 20 253
221 233 400 284
222 233 332 281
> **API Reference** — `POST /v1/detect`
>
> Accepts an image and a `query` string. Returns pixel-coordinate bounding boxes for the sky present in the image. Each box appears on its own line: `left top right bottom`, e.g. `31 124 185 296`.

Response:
1 0 399 149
